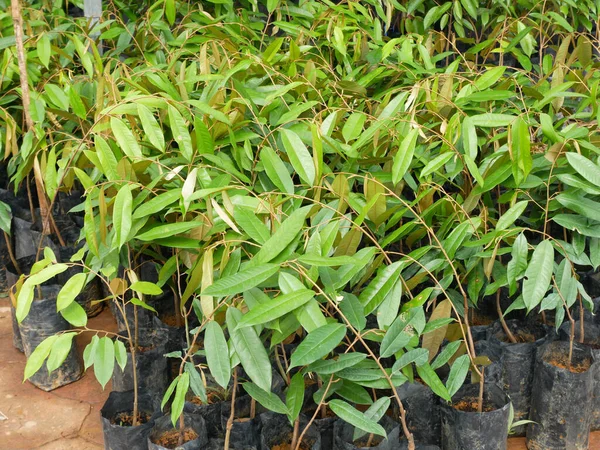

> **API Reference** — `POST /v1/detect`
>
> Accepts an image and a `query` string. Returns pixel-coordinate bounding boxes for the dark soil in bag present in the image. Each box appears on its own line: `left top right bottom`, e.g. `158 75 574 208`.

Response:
185 372 232 439
205 438 258 449
19 285 82 390
333 415 400 450
315 417 335 450
394 381 440 446
526 340 595 450
487 320 551 436
148 413 208 450
259 412 321 450
101 390 161 450
439 383 510 450
559 320 600 431
112 328 169 402
219 394 261 447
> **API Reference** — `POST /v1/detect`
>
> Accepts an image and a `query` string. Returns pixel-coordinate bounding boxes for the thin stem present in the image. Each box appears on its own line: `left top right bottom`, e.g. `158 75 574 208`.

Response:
4 232 21 275
224 368 238 450
477 366 485 413
579 296 585 344
496 291 517 344
177 412 185 447
290 416 300 450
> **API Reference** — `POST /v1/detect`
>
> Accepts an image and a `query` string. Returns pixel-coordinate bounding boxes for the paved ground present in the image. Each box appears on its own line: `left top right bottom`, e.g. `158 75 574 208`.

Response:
0 296 114 450
1 295 599 450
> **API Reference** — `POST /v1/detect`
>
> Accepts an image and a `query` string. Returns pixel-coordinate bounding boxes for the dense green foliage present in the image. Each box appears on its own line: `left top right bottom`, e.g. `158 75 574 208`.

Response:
3 0 600 442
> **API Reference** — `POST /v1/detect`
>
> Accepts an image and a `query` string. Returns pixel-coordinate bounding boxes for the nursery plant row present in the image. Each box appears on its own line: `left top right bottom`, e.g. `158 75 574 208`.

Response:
1 0 600 449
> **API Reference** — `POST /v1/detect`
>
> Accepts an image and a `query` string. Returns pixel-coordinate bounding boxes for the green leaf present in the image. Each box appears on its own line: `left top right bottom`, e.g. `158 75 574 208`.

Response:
114 339 127 371
113 186 133 250
227 308 272 392
392 129 419 185
132 190 181 219
280 129 315 186
286 373 305 423
306 353 367 374
234 207 271 245
171 372 190 426
94 337 115 389
566 153 600 187
507 233 528 296
95 136 119 182
238 290 314 328
431 341 462 370
24 335 58 380
69 86 87 119
186 362 207 403
243 382 288 415
136 221 200 241
162 376 179 411
511 117 532 185
0 201 12 235
205 321 231 389
290 323 346 368
110 117 142 159
340 293 366 331
470 114 515 127
359 261 404 315
298 255 357 267
168 105 193 162
556 192 600 222
83 335 100 370
56 273 87 312
380 307 425 358
420 152 454 179
137 104 165 152
446 354 470 397
130 281 162 296
252 206 311 265
391 348 429 372
38 34 51 68
328 400 386 437
353 397 391 441
46 332 76 373
416 363 451 401
496 201 528 231
342 112 366 143
202 264 279 297
165 0 176 25
17 265 69 322
260 147 294 194
522 240 554 312
60 298 88 327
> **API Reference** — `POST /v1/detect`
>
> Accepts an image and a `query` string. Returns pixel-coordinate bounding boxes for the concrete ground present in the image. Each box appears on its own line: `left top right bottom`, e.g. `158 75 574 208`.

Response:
1 296 598 450
0 296 114 450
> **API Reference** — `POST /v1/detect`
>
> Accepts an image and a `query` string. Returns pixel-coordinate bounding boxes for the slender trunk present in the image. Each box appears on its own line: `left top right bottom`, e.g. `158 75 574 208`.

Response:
541 310 547 325
177 412 185 447
274 345 289 385
568 317 575 370
10 0 33 131
477 366 485 413
250 398 256 419
365 433 375 447
4 232 21 275
134 305 139 349
224 368 238 450
579 297 585 344
131 344 139 426
496 291 517 343
290 416 300 450
174 289 182 328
